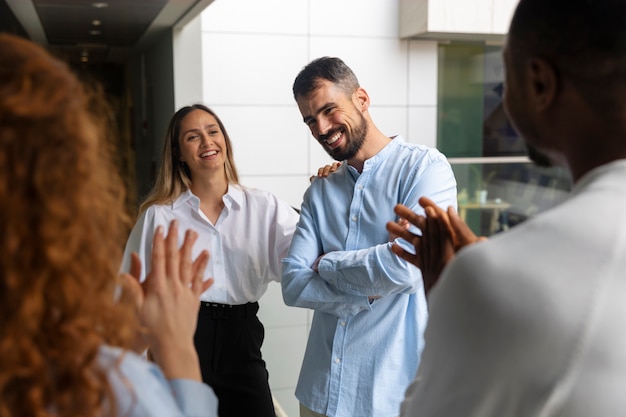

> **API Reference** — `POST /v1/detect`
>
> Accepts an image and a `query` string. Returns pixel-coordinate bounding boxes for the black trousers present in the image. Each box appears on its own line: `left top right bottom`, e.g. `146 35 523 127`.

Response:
194 301 275 417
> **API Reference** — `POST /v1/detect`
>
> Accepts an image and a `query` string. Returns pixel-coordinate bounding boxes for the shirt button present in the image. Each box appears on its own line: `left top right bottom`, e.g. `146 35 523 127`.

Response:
358 185 363 190
340 321 346 326
335 358 341 364
351 216 357 222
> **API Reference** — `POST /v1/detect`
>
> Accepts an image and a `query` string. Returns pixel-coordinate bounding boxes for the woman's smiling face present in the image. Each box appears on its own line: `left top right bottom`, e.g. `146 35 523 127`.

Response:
178 109 228 178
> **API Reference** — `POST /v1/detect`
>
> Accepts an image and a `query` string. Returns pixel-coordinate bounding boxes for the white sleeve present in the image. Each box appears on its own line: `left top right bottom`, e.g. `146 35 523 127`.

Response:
120 207 163 282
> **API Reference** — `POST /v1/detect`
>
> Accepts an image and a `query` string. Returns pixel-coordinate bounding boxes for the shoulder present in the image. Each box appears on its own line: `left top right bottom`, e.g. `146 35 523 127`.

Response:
386 137 450 170
404 143 449 165
237 184 274 200
429 214 578 323
139 195 183 218
98 345 218 417
132 203 173 231
234 184 280 207
98 345 159 379
97 345 170 403
139 203 167 218
233 185 299 216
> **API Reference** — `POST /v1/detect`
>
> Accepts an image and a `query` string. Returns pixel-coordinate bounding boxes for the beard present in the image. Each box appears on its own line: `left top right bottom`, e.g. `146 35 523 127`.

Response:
526 143 553 168
322 111 368 161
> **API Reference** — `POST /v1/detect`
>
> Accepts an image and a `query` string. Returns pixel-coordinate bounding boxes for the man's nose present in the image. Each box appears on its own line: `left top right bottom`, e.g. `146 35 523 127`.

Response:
317 116 332 136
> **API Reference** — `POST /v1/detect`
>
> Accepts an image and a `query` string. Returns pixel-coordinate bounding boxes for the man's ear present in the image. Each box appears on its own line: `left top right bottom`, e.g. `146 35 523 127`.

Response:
526 57 558 112
353 87 370 111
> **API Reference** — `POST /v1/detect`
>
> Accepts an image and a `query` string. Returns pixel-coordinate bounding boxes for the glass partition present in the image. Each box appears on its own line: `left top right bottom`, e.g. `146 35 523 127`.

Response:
451 161 571 236
438 42 573 235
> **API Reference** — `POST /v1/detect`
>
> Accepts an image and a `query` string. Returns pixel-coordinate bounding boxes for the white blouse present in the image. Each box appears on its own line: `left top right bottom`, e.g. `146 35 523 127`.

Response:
122 185 299 304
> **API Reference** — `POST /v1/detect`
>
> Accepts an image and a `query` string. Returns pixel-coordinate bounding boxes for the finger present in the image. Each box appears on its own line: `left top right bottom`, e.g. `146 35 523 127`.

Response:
386 221 420 243
119 272 143 310
390 241 421 268
129 252 142 282
422 208 447 294
179 229 198 286
393 204 425 230
190 249 210 295
422 206 437 271
200 277 214 294
164 220 180 284
418 196 438 211
434 206 457 248
148 225 165 290
447 206 479 248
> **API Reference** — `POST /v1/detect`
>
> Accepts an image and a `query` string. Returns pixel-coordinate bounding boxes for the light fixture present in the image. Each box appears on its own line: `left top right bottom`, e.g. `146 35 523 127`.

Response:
92 2 108 8
92 19 102 26
89 30 101 36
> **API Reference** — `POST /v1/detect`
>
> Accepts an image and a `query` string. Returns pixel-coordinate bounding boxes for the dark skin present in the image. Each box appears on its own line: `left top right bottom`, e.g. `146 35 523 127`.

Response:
386 197 486 296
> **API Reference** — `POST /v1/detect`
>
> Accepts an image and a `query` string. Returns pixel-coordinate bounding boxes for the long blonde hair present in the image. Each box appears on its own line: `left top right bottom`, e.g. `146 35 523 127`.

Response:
139 104 240 213
0 33 137 417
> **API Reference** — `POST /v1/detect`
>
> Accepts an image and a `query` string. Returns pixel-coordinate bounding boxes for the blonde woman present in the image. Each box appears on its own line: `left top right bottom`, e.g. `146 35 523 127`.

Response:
123 104 299 417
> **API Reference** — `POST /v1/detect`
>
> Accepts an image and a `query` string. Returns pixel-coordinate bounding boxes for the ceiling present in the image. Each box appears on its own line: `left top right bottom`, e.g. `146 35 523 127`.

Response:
1 0 214 64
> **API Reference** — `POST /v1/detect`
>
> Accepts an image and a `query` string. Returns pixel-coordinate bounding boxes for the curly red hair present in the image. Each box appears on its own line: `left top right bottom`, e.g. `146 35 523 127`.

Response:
0 34 137 417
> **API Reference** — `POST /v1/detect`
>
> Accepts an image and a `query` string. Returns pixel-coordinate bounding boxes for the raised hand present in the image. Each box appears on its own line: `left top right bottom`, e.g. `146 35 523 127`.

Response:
386 197 485 296
123 220 213 380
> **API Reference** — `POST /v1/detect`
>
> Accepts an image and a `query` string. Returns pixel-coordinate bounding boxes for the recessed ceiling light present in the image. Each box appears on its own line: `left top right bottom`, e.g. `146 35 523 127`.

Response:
81 56 89 63
92 19 102 26
92 2 108 8
89 30 101 35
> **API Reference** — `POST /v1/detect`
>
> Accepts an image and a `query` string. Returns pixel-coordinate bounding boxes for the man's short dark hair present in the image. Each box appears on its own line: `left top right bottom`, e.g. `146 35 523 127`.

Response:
292 57 360 99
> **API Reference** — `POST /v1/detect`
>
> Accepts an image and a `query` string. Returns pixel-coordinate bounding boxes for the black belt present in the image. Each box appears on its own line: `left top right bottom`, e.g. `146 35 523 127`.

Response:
199 301 258 319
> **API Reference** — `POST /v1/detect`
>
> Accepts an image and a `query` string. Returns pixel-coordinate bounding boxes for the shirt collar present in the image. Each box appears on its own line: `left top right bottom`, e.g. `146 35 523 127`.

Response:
223 184 243 210
347 135 404 176
172 189 197 210
572 158 626 195
171 185 244 210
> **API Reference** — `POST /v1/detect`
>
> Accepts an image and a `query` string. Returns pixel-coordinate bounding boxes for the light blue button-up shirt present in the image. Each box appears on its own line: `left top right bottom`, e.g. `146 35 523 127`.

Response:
100 345 218 417
282 136 457 417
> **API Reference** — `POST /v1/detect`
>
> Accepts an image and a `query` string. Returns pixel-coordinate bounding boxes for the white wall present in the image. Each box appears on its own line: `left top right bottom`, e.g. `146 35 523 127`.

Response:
173 14 204 109
400 0 518 39
181 1 440 415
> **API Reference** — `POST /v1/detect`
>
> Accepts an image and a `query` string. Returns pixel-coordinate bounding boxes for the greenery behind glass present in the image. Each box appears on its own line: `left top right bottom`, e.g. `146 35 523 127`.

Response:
437 42 572 235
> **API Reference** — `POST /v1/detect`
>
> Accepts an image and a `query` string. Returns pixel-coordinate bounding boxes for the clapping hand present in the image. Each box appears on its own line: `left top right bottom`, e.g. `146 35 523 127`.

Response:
386 197 485 296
